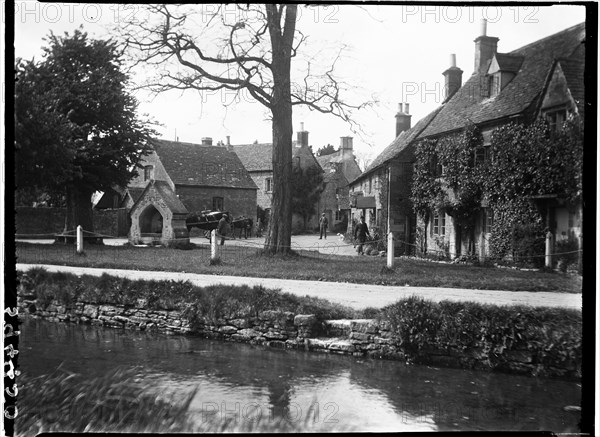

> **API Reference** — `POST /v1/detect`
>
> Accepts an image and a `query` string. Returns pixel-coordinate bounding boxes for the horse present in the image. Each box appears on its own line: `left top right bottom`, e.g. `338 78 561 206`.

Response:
186 210 229 239
231 216 253 239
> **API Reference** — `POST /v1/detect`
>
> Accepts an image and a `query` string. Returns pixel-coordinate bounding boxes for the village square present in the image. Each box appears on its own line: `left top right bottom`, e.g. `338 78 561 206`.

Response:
7 3 591 435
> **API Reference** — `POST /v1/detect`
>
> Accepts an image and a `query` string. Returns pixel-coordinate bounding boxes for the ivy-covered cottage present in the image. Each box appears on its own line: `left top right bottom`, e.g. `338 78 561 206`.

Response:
99 138 258 246
412 21 585 266
316 136 363 233
348 103 442 255
350 20 585 267
232 124 324 231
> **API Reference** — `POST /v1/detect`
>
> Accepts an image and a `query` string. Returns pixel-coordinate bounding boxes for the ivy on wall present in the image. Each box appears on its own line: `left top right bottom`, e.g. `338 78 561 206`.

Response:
411 115 583 261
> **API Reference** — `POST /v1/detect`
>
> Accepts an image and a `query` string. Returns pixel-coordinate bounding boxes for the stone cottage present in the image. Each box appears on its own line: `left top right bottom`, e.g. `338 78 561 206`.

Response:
316 136 363 233
231 124 324 231
99 138 258 245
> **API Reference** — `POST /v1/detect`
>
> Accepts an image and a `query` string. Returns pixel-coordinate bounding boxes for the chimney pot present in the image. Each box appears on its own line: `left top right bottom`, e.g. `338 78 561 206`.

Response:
201 137 213 146
300 122 305 131
450 54 456 68
404 103 410 114
398 103 403 113
226 135 230 146
480 19 487 36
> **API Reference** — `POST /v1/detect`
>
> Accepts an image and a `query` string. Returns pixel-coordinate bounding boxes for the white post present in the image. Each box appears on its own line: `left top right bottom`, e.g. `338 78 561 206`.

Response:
545 231 553 268
76 225 84 254
211 229 218 263
387 231 394 268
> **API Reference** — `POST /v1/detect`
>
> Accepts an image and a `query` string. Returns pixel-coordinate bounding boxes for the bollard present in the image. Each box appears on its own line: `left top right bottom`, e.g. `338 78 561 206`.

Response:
211 229 219 263
387 232 394 269
76 225 84 254
545 231 553 268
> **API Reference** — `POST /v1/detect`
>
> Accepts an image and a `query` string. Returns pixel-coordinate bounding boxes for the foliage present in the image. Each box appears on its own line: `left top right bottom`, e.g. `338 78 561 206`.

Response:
412 116 583 263
290 164 324 226
18 270 364 324
382 296 582 377
15 29 156 230
316 144 336 156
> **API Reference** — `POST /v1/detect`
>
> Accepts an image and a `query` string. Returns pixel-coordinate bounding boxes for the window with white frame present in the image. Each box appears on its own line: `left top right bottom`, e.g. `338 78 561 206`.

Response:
432 211 446 236
265 177 273 193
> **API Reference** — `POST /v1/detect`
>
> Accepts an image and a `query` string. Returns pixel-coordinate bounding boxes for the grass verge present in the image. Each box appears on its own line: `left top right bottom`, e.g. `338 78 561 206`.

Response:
15 242 582 292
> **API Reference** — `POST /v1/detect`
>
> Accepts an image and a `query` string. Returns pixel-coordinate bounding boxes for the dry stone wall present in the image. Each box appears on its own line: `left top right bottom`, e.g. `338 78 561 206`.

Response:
17 297 579 379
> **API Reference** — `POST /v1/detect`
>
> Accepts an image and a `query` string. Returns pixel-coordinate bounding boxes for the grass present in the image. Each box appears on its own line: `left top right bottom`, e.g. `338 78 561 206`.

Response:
15 241 582 293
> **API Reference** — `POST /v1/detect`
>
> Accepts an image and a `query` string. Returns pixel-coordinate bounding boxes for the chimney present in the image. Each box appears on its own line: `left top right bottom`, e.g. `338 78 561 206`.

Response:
226 135 230 146
395 102 412 137
474 19 499 74
201 137 213 146
443 54 463 102
297 123 309 148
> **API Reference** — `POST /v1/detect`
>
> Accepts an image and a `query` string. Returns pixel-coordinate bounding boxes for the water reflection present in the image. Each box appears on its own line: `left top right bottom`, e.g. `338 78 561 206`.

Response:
19 318 580 432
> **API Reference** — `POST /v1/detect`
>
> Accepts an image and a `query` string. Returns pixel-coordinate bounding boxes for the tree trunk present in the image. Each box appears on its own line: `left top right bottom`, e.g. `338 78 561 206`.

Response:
64 184 95 237
264 5 296 254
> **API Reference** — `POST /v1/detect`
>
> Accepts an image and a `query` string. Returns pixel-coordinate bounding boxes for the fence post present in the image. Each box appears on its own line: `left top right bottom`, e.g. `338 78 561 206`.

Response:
77 225 84 254
211 229 219 263
545 230 553 268
387 231 394 269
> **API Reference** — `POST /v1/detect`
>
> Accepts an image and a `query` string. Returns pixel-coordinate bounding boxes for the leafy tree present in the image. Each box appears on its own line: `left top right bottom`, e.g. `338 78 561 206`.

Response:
15 30 155 236
316 144 336 157
118 4 373 254
290 164 324 229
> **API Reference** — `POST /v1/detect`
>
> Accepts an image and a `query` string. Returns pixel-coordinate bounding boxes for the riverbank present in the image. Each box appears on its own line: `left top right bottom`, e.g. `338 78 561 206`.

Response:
17 268 582 379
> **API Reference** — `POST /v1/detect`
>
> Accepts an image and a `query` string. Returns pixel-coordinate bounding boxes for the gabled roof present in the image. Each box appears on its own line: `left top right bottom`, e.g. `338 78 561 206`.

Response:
420 22 585 138
493 53 525 72
232 142 322 172
316 151 363 182
131 180 188 215
231 143 273 172
559 58 585 115
351 105 444 184
152 139 257 189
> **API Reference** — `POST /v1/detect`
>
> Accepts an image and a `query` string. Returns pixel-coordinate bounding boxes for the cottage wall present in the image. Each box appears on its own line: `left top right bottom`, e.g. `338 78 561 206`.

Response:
176 185 257 220
248 171 274 212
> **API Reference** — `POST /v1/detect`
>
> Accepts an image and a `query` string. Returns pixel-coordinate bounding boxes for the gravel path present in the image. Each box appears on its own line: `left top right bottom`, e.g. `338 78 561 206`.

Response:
16 263 582 311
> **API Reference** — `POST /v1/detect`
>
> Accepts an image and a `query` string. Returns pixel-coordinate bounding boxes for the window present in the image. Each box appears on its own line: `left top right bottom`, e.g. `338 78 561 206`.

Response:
432 211 446 236
475 145 491 165
482 208 493 234
430 155 443 177
335 210 341 221
265 177 273 193
490 73 501 97
212 197 224 211
144 165 154 181
374 176 380 191
368 177 373 194
545 109 567 133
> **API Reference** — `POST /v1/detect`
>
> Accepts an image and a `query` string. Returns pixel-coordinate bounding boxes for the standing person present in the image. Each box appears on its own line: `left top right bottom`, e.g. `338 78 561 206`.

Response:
353 216 370 255
217 214 229 245
319 213 329 239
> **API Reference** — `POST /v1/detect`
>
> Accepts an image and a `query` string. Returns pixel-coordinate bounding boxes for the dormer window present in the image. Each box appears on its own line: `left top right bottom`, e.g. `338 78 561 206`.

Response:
144 165 154 181
486 53 523 97
545 108 568 133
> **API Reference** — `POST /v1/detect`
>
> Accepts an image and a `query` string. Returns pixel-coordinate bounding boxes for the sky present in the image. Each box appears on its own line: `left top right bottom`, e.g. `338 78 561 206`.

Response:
13 2 588 166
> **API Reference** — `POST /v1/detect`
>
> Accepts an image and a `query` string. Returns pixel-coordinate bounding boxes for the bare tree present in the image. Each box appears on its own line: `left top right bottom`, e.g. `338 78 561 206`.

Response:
118 4 374 253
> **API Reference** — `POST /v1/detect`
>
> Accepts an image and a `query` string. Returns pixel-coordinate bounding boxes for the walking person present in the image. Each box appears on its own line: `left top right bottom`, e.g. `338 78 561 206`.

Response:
217 214 229 245
319 213 329 239
353 216 370 255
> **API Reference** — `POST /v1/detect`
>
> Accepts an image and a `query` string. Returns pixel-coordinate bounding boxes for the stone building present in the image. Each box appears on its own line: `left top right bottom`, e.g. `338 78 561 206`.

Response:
316 136 362 233
231 124 323 231
101 137 258 245
348 103 442 254
350 20 585 261
415 21 585 260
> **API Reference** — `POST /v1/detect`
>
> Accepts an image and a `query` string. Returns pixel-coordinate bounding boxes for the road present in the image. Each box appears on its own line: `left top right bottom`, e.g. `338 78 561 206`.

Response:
16 263 582 311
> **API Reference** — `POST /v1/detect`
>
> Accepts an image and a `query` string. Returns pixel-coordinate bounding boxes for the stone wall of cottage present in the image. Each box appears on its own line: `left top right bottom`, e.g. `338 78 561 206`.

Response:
18 297 579 379
248 171 273 212
177 186 257 221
